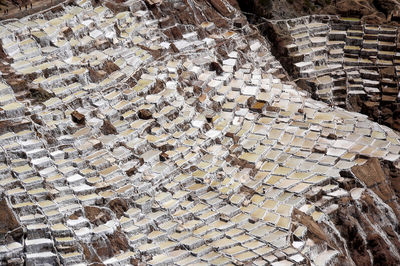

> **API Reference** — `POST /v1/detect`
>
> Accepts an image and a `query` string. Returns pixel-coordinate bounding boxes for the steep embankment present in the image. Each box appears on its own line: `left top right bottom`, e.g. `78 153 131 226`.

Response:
231 0 400 264
236 0 400 24
293 158 400 266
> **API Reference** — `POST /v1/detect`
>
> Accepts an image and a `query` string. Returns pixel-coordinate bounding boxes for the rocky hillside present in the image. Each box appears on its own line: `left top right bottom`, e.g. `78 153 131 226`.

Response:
0 0 399 265
237 0 400 25
236 0 400 132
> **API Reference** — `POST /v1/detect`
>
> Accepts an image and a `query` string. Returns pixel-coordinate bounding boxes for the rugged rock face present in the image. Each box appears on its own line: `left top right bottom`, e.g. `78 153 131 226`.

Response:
237 0 400 24
292 158 400 265
351 158 400 217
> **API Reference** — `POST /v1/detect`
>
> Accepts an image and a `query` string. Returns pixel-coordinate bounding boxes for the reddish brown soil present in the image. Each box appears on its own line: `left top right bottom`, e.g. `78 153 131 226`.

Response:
91 230 128 259
71 110 85 125
107 230 129 255
107 198 128 219
81 243 102 265
92 236 114 260
293 157 400 265
88 68 107 83
0 199 22 244
100 120 117 135
207 0 233 17
102 61 120 74
352 158 400 220
84 206 112 226
235 0 400 25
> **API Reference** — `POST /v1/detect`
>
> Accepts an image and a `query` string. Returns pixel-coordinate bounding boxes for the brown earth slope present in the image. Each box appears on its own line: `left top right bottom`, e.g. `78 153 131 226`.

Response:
237 0 400 25
0 198 22 244
292 158 400 265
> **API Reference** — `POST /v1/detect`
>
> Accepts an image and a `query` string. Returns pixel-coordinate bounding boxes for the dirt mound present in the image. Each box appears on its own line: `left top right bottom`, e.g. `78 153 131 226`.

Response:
100 120 117 135
84 206 112 226
138 109 152 120
81 243 102 265
91 230 129 260
107 198 128 219
107 230 129 255
102 61 120 74
88 68 107 83
29 87 53 102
